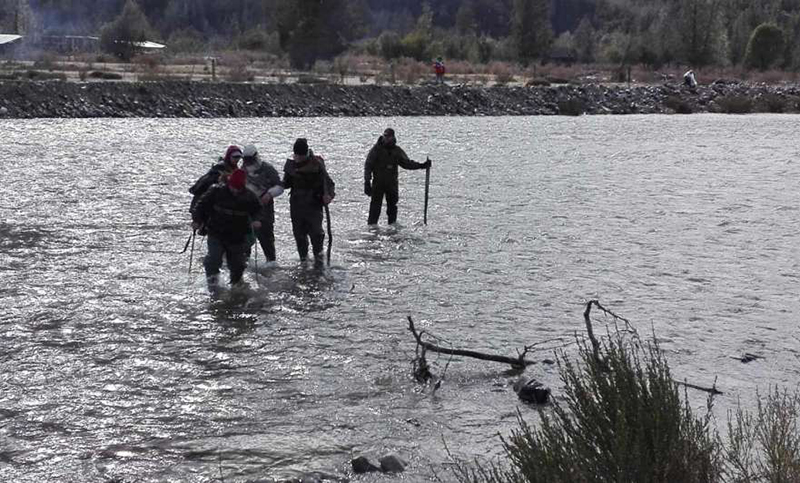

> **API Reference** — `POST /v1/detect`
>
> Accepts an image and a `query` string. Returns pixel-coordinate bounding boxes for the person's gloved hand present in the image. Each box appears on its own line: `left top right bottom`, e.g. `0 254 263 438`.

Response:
364 180 372 196
251 220 262 229
322 195 333 205
422 159 432 169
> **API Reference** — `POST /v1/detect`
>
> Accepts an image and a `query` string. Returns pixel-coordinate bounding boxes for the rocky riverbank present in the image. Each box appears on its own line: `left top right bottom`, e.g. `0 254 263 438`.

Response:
1 80 799 118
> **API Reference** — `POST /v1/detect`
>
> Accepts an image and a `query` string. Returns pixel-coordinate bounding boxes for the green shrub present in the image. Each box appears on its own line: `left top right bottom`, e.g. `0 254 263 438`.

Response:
744 23 785 71
525 78 550 87
665 96 693 114
379 31 403 60
89 71 123 80
454 330 721 483
24 70 67 81
716 95 754 114
558 98 584 116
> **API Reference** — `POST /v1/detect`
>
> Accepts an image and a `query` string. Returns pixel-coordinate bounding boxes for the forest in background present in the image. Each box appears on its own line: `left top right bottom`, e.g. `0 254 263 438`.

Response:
2 0 800 73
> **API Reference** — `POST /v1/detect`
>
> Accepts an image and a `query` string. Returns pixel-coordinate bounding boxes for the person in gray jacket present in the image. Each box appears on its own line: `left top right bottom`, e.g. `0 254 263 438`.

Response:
242 144 284 263
282 138 335 263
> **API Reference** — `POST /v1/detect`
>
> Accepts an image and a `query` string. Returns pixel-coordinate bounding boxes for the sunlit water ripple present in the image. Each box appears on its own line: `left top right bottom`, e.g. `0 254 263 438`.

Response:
0 115 798 482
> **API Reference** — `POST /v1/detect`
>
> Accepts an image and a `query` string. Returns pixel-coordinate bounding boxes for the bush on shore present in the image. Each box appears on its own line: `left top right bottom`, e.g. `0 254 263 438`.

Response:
451 307 799 483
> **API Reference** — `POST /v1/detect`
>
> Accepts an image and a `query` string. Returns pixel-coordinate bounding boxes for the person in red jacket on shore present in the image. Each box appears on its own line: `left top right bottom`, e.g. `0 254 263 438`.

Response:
433 57 445 85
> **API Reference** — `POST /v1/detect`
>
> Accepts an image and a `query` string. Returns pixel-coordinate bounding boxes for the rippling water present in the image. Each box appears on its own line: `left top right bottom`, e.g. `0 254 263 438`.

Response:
1 115 798 482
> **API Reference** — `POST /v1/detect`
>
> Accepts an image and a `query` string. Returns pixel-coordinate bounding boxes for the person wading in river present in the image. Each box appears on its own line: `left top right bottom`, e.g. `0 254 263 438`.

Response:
188 145 243 213
363 128 430 225
191 168 262 290
241 144 284 265
282 138 335 263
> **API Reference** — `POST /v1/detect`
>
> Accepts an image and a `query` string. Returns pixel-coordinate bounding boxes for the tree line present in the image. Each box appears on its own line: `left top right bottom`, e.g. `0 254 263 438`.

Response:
1 0 799 71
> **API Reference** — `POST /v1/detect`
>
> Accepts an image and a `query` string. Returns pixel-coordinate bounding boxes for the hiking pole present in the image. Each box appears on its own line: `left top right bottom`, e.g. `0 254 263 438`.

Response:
252 227 260 288
324 204 332 266
181 232 193 253
187 229 197 279
423 157 431 225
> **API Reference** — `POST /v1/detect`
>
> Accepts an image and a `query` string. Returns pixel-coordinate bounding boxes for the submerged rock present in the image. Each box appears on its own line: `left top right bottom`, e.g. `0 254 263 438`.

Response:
379 454 406 473
351 456 380 474
514 378 551 404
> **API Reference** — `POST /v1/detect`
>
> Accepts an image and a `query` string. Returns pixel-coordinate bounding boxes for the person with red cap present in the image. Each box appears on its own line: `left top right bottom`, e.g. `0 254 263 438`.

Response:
282 138 335 263
188 145 243 212
191 168 262 290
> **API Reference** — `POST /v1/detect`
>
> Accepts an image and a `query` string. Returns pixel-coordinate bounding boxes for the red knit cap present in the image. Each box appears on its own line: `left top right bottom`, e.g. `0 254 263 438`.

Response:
228 168 247 190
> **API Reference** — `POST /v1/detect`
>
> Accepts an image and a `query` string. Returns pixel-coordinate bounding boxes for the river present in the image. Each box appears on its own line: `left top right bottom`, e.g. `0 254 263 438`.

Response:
1 115 798 482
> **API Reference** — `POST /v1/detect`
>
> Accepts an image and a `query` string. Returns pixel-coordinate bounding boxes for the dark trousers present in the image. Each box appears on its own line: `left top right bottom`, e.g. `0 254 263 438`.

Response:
290 204 324 260
368 182 399 225
204 235 248 284
254 220 276 262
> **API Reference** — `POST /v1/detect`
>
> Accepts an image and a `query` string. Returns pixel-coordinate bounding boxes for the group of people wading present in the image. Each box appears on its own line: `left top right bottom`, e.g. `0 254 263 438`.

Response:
189 128 432 291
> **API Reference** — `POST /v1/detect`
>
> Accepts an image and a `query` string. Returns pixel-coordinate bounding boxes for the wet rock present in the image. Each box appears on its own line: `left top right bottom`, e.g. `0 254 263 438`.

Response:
379 454 406 474
351 456 380 474
514 378 551 404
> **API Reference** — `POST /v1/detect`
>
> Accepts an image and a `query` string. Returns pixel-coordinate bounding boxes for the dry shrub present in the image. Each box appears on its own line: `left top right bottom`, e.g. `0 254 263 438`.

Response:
394 57 426 85
488 61 515 85
131 54 166 81
220 53 254 83
726 388 800 482
445 59 478 75
756 93 788 113
539 63 582 83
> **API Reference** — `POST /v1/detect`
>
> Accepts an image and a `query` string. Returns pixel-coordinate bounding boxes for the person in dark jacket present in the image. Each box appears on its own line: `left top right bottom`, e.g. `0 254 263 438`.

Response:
242 144 284 264
282 138 335 262
364 128 431 225
188 145 243 212
191 168 262 289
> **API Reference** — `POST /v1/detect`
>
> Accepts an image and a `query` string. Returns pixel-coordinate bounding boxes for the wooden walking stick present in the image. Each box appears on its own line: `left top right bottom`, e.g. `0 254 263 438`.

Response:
423 157 431 225
187 229 197 280
325 204 332 266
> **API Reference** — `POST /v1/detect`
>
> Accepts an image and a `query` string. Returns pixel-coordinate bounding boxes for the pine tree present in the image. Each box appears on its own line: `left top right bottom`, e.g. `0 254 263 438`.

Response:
510 0 553 65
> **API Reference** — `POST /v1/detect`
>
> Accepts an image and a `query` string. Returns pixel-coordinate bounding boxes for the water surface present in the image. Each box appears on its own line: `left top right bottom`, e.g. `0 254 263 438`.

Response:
1 115 798 482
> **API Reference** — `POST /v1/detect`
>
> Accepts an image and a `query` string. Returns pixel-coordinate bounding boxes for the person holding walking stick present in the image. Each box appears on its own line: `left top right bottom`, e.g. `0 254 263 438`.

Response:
364 128 431 226
282 138 335 265
191 168 262 291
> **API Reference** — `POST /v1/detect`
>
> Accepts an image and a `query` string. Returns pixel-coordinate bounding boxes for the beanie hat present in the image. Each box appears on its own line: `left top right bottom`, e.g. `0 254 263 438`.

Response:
293 138 309 156
228 168 247 190
242 144 258 159
383 128 395 137
223 145 243 165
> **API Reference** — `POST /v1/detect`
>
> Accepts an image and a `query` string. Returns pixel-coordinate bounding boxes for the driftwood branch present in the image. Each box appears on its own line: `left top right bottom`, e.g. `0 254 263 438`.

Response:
678 381 723 396
407 316 536 368
583 300 724 397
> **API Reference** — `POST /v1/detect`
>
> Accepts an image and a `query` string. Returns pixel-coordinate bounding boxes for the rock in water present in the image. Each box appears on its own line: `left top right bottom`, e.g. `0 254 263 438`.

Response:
514 378 551 404
379 454 406 473
351 456 380 474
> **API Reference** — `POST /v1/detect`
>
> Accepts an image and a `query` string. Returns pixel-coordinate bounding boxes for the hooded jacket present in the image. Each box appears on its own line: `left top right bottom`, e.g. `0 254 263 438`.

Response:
188 149 240 212
282 151 335 209
364 136 426 186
